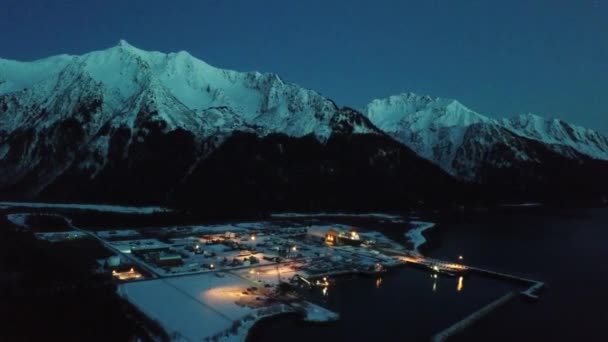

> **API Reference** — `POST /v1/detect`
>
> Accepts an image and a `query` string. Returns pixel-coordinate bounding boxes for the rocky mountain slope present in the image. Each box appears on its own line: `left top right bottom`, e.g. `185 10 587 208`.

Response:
2 42 606 210
0 42 454 211
365 92 608 181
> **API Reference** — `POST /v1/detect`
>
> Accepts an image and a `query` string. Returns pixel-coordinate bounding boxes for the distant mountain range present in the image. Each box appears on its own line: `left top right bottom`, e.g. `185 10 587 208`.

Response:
365 92 608 180
1 41 607 211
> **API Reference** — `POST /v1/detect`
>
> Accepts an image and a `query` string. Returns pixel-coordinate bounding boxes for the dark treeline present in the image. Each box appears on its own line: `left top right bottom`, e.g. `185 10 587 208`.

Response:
2 130 608 218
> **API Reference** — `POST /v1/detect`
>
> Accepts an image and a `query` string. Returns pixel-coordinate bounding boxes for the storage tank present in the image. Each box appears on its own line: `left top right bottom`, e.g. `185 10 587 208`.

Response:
107 255 121 267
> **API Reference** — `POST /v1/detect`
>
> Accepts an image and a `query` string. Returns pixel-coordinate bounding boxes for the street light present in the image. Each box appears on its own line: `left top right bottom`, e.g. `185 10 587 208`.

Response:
458 255 463 261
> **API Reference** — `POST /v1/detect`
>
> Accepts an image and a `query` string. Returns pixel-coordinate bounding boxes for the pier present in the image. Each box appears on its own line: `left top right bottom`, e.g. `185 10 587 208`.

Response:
430 292 517 342
465 265 545 299
390 250 547 341
383 249 545 300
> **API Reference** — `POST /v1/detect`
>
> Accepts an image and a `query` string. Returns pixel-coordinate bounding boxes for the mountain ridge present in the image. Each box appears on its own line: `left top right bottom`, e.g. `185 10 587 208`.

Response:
1 42 607 208
1 41 455 210
364 92 608 180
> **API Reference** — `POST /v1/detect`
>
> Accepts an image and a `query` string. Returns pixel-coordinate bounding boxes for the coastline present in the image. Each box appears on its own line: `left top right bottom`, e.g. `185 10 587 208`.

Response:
404 220 436 252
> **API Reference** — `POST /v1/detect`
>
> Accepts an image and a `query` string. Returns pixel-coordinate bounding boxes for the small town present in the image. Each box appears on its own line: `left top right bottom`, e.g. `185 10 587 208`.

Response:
6 211 433 340
6 210 543 342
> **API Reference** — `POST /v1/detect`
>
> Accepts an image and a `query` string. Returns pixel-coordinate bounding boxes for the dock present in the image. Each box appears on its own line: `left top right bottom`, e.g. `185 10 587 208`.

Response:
465 265 545 299
383 249 545 300
430 292 517 342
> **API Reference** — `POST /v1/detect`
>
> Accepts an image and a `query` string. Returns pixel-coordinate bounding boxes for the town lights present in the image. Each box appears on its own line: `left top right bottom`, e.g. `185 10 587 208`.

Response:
292 246 297 252
250 235 256 241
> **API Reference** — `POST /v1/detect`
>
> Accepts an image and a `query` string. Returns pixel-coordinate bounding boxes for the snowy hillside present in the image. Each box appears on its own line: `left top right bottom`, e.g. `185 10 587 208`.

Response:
501 113 608 161
365 92 608 180
365 93 505 178
0 41 384 197
2 41 606 205
0 40 376 139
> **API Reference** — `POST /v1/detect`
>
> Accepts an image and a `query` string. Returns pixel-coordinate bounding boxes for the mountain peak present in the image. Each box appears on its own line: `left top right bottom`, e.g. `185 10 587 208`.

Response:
365 92 489 132
105 39 150 58
500 113 608 161
117 39 132 47
1 42 381 143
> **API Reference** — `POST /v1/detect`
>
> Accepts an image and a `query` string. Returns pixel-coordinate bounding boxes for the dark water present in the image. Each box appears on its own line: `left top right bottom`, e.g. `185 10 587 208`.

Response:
434 208 608 342
248 208 608 342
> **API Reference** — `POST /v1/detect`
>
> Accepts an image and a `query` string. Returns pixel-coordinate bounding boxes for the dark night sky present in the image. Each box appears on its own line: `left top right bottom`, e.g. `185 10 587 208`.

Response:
1 0 607 133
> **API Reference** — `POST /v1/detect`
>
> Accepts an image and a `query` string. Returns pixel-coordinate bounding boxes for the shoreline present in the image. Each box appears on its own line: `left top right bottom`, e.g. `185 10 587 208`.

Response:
0 201 172 214
404 220 436 252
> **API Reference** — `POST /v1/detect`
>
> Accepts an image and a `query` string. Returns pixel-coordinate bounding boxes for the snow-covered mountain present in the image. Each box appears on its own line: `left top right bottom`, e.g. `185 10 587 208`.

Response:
365 93 608 181
0 40 377 139
501 113 608 161
2 41 606 207
0 42 454 208
365 93 495 178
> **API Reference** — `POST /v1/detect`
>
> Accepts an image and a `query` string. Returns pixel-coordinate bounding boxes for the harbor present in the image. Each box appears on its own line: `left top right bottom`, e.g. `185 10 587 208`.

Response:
8 210 547 342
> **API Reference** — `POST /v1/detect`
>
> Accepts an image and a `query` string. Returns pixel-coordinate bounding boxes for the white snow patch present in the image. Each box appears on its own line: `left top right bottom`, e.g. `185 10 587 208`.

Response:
118 272 261 342
502 113 608 161
129 273 327 341
0 202 172 214
272 212 404 222
405 221 436 252
295 302 340 322
498 202 543 208
35 231 88 242
6 213 29 229
96 229 140 239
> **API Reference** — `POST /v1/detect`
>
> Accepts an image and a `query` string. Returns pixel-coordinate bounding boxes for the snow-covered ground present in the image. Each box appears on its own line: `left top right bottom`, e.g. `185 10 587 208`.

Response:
191 224 254 234
35 231 88 242
298 302 340 322
118 271 334 342
233 263 301 286
404 221 436 252
272 212 404 222
110 239 171 254
97 229 140 239
119 272 254 341
498 202 543 208
0 201 172 214
6 213 28 228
